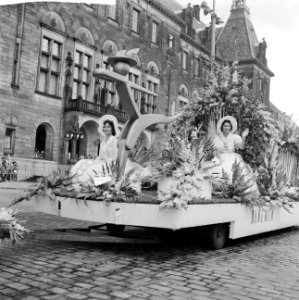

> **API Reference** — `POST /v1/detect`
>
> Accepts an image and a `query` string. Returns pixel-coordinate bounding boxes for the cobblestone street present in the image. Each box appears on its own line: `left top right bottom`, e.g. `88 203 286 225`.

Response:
1 184 299 300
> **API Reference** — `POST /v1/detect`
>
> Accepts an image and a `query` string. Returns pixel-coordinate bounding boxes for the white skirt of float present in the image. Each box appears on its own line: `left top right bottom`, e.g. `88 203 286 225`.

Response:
158 177 212 200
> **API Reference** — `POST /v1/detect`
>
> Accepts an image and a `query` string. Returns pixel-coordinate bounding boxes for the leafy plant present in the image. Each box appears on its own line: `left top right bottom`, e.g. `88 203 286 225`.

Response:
213 160 255 201
10 168 75 207
256 141 288 198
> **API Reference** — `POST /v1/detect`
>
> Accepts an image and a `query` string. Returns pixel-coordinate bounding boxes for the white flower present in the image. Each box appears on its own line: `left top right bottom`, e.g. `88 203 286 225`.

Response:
232 70 239 84
129 181 141 194
0 208 14 222
14 223 26 231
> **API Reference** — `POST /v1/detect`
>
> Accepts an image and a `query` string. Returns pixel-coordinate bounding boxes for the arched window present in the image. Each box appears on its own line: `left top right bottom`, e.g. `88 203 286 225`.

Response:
194 56 203 78
35 123 54 160
145 63 160 114
72 28 95 101
177 84 189 111
37 12 66 97
100 41 120 108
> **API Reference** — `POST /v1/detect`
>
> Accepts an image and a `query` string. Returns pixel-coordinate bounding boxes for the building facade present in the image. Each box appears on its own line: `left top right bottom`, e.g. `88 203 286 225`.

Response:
0 0 273 179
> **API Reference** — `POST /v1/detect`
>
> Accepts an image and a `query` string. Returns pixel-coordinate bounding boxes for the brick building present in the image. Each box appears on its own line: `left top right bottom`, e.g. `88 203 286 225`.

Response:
0 0 273 179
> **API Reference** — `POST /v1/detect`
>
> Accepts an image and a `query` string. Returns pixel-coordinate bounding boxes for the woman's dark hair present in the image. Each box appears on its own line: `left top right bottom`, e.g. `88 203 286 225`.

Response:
103 120 116 136
221 120 232 132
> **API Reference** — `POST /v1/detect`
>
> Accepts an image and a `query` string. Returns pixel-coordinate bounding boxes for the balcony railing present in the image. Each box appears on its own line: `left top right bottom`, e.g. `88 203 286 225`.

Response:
64 99 128 123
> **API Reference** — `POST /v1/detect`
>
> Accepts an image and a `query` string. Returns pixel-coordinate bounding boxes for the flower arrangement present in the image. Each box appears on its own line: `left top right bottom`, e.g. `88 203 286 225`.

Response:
155 123 225 209
176 61 299 208
213 160 255 200
0 207 28 244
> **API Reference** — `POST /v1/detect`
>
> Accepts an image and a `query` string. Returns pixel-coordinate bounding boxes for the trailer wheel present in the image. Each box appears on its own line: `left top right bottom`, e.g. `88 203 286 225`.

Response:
207 224 228 250
106 224 125 235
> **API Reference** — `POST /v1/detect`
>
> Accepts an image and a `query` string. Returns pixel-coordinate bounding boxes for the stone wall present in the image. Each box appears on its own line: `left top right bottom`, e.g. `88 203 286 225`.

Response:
13 157 59 180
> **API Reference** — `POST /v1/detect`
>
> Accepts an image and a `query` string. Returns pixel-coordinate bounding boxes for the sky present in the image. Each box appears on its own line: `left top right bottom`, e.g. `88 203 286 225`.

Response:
178 0 299 123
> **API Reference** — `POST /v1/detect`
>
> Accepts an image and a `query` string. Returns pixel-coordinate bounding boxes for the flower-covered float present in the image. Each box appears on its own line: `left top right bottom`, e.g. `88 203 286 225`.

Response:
12 52 299 249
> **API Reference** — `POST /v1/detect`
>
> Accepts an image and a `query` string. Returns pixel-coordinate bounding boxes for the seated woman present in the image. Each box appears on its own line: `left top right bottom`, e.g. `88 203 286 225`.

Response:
213 116 259 198
70 117 119 187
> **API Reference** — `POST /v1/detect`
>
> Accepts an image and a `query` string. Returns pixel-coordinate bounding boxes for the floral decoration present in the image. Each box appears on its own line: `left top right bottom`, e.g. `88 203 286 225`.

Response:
0 207 29 244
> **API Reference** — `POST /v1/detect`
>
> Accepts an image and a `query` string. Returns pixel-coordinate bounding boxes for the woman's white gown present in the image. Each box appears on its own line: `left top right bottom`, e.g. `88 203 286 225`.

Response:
213 133 259 198
70 136 118 186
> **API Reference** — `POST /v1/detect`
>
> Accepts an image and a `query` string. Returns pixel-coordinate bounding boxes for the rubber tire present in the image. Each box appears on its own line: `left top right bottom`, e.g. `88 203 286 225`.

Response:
207 224 228 250
106 224 125 235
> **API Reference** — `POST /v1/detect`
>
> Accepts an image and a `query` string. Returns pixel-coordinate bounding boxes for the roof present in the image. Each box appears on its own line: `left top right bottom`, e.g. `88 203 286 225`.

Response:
215 1 273 76
216 4 258 61
150 0 185 26
156 0 183 12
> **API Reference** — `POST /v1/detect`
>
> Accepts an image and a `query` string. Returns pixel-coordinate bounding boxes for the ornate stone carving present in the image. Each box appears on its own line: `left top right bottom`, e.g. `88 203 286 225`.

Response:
50 17 57 27
179 84 189 97
5 115 18 126
147 61 159 76
102 40 118 56
256 38 267 65
75 27 95 46
42 11 66 32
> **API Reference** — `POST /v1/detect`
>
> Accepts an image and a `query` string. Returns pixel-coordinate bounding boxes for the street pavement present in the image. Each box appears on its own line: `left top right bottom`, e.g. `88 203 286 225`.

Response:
0 182 299 300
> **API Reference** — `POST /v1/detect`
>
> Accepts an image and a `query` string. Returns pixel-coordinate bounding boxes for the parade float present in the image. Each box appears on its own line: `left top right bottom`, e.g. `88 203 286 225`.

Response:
9 50 299 249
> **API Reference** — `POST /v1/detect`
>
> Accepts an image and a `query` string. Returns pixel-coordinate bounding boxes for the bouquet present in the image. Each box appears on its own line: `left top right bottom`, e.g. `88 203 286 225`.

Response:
0 207 29 244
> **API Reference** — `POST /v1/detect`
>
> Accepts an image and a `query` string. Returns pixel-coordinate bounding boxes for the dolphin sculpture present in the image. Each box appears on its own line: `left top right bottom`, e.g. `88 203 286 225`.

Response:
94 49 180 177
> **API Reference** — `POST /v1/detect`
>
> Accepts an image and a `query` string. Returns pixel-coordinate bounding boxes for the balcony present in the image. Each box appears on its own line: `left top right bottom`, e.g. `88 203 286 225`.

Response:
64 98 128 123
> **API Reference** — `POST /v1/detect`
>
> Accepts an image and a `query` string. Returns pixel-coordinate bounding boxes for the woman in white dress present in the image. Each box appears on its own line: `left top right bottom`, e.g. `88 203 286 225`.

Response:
213 116 259 198
70 119 118 186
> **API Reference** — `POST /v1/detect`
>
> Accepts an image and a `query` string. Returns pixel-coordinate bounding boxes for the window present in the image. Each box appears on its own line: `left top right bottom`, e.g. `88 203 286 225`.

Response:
127 69 141 109
194 58 202 77
131 8 140 33
108 5 116 20
146 76 159 114
72 49 92 100
202 65 209 82
168 34 174 49
37 35 63 96
4 128 15 154
11 38 21 87
182 51 189 71
177 84 189 112
258 78 263 92
98 58 117 107
151 22 158 44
